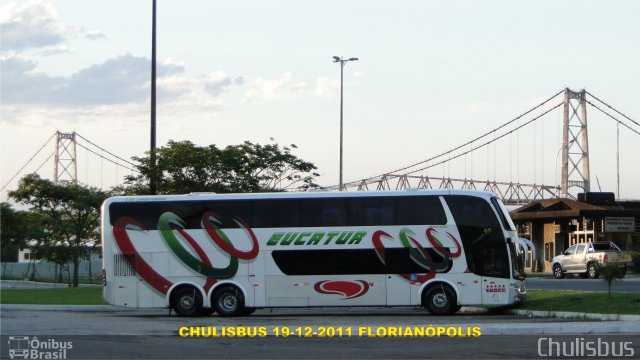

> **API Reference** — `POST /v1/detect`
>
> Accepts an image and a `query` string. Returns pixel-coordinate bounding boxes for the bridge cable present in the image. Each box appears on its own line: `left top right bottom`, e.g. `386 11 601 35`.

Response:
0 133 56 192
586 91 639 128
401 102 563 176
359 89 565 179
75 142 138 172
586 100 640 136
33 151 56 175
75 133 137 168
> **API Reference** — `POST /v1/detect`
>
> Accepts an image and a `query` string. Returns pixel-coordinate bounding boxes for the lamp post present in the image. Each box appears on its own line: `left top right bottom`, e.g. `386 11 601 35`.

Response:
333 56 358 191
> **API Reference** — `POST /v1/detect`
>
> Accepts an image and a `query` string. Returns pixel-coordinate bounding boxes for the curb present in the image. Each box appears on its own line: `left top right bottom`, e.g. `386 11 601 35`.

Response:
508 309 640 321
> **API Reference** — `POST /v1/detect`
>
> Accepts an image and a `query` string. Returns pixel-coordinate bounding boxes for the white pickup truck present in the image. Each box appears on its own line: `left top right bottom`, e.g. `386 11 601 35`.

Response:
551 241 632 279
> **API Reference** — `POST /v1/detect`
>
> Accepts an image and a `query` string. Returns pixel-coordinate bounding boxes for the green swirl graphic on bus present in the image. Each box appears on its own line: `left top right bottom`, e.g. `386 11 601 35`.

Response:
373 227 462 283
112 212 259 295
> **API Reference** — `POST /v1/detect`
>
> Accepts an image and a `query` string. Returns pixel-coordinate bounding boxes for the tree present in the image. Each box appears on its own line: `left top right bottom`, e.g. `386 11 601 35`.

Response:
1 202 28 263
118 140 320 195
597 261 625 298
1 203 53 280
8 174 108 287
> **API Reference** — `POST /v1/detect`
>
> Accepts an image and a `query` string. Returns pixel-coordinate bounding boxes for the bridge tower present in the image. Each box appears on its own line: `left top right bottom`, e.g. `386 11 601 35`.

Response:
560 88 590 198
54 131 78 183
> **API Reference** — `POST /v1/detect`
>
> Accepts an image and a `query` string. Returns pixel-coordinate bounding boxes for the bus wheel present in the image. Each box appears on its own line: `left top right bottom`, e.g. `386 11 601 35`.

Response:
423 285 456 315
242 307 256 316
213 286 244 317
171 287 203 317
199 307 215 316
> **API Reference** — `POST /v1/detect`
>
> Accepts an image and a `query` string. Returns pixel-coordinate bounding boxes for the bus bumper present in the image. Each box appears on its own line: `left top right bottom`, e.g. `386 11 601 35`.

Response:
511 282 526 303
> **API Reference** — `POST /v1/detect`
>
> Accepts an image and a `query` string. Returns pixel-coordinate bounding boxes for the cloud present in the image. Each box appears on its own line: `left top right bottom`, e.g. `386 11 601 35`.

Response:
157 75 193 102
59 54 154 105
0 1 74 51
157 58 185 77
201 72 233 97
241 73 345 102
36 45 73 56
85 30 106 41
1 53 186 106
243 72 304 103
314 77 338 97
0 55 66 104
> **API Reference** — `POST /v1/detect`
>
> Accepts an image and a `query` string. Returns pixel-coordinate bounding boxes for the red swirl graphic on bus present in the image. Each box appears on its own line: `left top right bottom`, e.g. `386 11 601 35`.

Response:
372 227 463 284
112 213 259 295
314 280 370 299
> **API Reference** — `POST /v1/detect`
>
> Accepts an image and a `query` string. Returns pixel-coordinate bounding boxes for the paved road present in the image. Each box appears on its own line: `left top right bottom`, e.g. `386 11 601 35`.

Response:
1 305 639 359
525 276 640 293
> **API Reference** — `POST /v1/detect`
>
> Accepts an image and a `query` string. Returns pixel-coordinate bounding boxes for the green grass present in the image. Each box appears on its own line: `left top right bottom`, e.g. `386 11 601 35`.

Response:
0 287 104 305
519 290 640 315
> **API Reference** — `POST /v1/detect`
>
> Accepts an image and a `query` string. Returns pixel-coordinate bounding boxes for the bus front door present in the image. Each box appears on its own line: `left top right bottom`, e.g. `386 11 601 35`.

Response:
248 252 266 308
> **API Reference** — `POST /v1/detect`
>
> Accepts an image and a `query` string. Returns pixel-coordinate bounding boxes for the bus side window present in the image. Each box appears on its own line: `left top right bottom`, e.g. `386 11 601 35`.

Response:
298 199 348 227
349 198 394 226
252 200 299 228
322 208 345 227
396 196 447 225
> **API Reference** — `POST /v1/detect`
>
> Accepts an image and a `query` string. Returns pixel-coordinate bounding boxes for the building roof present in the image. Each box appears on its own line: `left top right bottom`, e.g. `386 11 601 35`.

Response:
510 198 640 222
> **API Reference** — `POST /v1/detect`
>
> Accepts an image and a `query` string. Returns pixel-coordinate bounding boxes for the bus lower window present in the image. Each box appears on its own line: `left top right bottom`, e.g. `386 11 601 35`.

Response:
272 248 452 275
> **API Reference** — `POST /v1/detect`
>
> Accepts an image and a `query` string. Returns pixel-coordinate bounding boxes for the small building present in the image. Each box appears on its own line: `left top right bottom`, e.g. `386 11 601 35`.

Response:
510 192 640 272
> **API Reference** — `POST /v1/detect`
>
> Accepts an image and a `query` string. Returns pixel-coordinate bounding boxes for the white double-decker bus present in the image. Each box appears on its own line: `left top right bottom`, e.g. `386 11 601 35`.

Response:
101 189 529 316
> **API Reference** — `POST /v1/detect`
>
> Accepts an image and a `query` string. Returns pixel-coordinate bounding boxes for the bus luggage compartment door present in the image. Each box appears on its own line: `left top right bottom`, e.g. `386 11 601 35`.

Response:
112 275 138 307
385 274 411 306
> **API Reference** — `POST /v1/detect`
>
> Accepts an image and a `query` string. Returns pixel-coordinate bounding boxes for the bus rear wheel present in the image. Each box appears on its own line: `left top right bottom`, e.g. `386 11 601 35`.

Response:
171 287 203 317
423 285 457 315
213 286 245 317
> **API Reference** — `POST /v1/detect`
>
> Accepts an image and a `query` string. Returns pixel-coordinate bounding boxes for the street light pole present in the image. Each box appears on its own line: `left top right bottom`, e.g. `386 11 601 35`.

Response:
333 56 358 191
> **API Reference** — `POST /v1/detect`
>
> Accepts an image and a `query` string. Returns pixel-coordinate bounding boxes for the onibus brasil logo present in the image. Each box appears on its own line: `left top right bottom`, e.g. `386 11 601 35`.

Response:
7 336 72 360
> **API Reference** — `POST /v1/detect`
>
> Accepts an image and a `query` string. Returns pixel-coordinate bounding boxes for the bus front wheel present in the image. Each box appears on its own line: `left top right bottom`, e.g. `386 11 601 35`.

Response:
423 285 457 315
171 287 203 317
213 285 245 317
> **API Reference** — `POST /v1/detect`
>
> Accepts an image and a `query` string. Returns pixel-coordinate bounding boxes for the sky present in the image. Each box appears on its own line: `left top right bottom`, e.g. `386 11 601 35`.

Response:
1 0 640 202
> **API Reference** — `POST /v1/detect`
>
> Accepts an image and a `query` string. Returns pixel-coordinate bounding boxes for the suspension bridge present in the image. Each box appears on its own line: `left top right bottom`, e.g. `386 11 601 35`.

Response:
2 88 638 205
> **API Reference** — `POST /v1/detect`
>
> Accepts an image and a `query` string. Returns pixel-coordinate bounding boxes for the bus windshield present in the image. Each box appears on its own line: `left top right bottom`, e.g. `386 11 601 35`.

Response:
445 196 510 279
